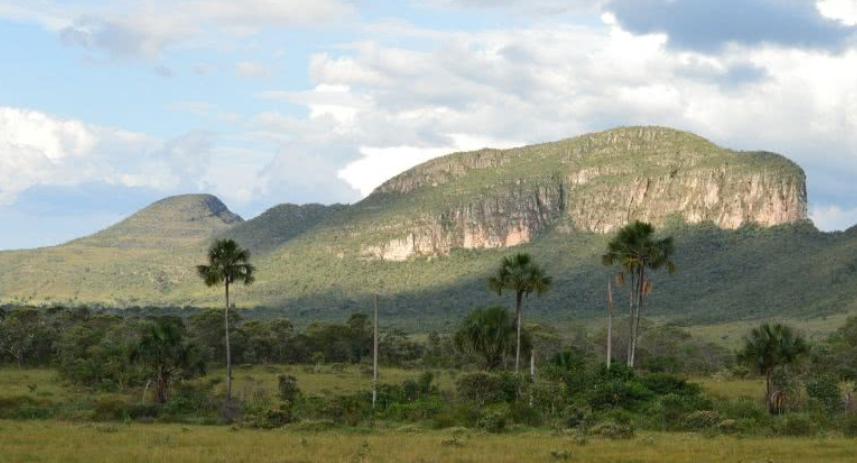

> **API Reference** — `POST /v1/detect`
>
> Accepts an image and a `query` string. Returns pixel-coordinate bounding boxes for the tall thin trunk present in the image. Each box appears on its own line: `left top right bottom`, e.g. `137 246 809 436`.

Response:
631 267 645 368
514 291 524 374
224 281 232 400
156 371 167 404
627 270 636 366
607 280 613 369
530 349 536 378
372 293 379 409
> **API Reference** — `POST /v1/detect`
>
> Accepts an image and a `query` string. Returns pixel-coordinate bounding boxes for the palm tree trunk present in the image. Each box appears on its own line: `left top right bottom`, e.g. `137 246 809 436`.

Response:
224 281 232 400
514 291 524 374
627 271 636 366
607 280 613 369
372 293 379 409
629 266 646 368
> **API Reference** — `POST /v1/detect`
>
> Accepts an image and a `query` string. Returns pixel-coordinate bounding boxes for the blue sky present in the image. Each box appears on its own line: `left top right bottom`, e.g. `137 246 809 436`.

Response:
1 0 857 249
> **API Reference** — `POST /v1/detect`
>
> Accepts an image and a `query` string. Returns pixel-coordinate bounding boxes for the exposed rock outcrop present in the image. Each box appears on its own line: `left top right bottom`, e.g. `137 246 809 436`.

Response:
362 127 807 261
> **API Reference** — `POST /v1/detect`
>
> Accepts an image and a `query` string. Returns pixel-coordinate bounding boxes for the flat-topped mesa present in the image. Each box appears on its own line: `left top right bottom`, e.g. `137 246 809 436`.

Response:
362 127 808 260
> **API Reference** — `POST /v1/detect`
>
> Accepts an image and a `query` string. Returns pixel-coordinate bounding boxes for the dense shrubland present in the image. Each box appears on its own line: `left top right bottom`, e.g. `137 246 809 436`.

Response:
2 304 857 437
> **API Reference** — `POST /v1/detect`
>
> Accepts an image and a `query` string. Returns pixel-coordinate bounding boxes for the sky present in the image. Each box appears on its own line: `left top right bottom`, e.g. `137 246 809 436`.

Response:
1 0 857 250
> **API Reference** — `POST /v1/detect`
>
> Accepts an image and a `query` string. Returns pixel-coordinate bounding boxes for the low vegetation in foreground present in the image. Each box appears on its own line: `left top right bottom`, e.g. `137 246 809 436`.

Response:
3 420 857 463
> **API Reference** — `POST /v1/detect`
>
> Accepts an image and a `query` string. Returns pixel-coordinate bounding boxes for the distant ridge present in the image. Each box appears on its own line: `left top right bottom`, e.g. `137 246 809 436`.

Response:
2 126 854 332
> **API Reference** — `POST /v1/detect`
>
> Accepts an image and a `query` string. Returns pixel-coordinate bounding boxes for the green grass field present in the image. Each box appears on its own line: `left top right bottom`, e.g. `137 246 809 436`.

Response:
1 420 856 463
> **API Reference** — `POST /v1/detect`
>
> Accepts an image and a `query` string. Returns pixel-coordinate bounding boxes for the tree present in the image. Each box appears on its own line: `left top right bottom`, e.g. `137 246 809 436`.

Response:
487 253 552 374
454 306 519 371
197 239 256 400
737 323 809 414
602 221 676 367
132 318 205 404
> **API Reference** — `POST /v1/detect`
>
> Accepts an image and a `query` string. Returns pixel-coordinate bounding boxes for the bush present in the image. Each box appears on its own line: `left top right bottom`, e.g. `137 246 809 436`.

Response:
684 410 721 430
843 416 857 437
455 372 518 406
775 413 814 436
641 374 701 397
92 397 130 421
0 396 53 420
587 378 652 411
589 420 634 439
278 375 300 403
806 375 842 412
243 402 294 429
561 404 591 429
478 404 510 433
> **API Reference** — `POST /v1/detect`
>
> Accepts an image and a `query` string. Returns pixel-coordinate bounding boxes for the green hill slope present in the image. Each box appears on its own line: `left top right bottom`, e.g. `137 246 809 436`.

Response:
2 127 852 332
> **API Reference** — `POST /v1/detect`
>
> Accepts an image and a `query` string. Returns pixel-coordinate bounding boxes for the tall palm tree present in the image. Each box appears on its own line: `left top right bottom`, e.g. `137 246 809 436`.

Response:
453 306 518 370
487 253 552 374
197 239 255 400
738 323 809 414
602 221 676 367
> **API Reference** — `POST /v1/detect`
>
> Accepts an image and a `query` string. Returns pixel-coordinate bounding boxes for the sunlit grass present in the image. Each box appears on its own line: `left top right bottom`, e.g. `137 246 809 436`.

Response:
1 420 856 463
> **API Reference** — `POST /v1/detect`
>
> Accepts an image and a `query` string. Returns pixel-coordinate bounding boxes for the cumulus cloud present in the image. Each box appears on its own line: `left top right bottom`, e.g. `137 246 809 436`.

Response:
605 0 857 52
4 0 353 59
256 18 857 230
811 204 857 231
0 107 222 204
819 0 857 26
235 61 271 79
420 0 602 14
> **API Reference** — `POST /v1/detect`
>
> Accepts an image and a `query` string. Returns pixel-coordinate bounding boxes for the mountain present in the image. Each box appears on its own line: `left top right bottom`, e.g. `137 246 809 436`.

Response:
1 127 852 333
0 194 242 305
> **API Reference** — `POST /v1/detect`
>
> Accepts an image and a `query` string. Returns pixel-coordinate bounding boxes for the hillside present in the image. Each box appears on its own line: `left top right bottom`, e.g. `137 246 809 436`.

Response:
2 126 851 332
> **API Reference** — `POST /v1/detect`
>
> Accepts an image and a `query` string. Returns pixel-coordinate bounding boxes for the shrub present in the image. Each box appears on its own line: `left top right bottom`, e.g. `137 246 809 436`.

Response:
93 397 130 421
806 375 842 413
589 420 634 439
477 404 510 433
587 378 652 411
641 374 701 396
561 404 591 429
278 375 300 403
775 413 814 436
0 396 53 420
455 372 518 406
684 410 721 430
843 416 857 437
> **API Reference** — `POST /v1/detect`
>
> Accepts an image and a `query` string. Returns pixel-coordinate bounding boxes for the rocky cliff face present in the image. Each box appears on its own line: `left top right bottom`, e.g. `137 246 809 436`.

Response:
362 127 808 261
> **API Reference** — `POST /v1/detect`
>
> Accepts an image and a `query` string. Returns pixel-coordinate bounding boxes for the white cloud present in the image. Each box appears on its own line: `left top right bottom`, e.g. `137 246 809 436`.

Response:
235 61 270 79
818 0 857 26
0 107 227 205
3 0 353 59
810 204 857 231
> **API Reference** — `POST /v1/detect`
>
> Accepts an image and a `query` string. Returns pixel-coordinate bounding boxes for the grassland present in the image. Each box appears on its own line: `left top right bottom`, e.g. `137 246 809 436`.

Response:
2 420 857 463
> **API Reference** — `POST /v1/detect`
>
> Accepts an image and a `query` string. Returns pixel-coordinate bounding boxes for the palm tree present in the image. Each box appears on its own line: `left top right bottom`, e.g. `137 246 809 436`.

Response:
453 306 518 370
197 239 255 400
487 253 552 374
602 221 676 367
737 323 809 414
132 319 204 404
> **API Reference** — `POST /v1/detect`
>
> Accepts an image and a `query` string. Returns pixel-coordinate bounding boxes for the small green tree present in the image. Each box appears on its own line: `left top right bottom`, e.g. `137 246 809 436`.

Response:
487 253 551 374
737 323 809 414
454 306 519 370
131 318 205 404
197 239 256 400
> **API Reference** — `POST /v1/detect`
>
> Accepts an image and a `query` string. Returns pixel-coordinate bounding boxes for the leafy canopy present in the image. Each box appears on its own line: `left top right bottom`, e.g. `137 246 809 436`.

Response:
197 239 256 288
737 323 809 376
487 253 552 298
602 221 677 276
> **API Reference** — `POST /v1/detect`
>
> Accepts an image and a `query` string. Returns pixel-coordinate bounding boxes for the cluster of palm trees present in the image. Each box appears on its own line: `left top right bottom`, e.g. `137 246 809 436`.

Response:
187 223 805 419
